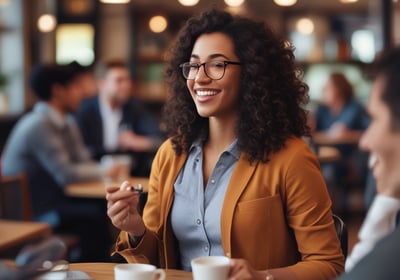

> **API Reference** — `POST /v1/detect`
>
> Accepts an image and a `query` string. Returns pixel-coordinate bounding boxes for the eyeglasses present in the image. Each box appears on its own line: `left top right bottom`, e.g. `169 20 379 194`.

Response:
179 60 241 80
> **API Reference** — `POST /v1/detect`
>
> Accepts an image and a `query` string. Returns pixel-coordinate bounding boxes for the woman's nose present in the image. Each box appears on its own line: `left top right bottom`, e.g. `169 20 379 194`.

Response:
195 65 210 82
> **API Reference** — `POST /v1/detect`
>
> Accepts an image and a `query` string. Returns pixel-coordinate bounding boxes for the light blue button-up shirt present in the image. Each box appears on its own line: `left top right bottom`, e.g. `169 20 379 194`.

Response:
170 137 240 271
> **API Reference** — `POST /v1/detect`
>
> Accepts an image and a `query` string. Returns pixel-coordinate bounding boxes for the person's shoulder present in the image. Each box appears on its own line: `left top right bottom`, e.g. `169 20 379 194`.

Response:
79 96 99 110
14 110 48 132
76 96 100 119
156 138 174 155
282 137 309 153
268 137 315 166
346 99 365 110
339 228 400 279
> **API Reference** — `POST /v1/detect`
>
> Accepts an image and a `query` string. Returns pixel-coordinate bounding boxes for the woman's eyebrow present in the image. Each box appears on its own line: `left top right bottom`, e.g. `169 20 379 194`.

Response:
189 53 230 60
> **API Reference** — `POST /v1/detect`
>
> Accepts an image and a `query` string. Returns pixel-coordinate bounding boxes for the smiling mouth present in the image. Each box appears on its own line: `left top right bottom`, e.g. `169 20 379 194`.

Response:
195 90 219 96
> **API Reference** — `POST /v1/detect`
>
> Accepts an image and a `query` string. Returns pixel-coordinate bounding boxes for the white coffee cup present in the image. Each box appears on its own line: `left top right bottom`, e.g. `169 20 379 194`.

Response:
191 256 231 280
114 263 165 280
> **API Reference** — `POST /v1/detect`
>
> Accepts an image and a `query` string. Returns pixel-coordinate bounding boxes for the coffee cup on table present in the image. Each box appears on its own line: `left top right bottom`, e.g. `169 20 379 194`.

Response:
114 263 165 280
191 256 231 280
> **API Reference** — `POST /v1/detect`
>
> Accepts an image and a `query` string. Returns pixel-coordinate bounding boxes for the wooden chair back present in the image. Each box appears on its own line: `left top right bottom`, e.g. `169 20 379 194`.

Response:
0 172 33 221
333 214 348 259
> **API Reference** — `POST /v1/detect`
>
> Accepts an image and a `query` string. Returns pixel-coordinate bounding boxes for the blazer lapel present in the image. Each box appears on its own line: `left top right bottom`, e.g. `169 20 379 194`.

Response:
220 154 258 256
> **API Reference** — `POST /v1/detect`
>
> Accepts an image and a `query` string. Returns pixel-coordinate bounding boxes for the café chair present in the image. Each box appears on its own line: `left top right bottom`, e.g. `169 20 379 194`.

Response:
0 172 80 259
333 214 348 259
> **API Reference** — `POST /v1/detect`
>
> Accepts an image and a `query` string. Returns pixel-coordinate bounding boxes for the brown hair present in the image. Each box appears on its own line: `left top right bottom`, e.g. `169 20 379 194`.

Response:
94 59 129 79
328 72 354 102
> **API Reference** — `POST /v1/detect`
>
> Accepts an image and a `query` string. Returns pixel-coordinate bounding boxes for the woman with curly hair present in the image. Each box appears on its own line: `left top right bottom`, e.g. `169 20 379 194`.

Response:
106 9 344 280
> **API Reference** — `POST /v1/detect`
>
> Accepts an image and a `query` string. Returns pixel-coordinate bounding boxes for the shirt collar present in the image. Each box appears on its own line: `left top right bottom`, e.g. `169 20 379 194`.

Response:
189 133 240 160
34 101 67 129
99 96 122 115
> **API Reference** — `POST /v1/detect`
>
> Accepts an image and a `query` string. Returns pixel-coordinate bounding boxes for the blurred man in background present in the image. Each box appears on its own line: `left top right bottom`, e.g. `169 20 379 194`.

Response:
75 59 164 177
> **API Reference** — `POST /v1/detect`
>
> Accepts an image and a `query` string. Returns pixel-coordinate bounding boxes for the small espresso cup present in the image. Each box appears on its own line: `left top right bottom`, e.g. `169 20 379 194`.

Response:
114 263 165 280
191 256 231 280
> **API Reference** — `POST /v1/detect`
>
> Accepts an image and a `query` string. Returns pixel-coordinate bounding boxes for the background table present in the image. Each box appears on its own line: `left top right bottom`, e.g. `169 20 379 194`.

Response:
65 177 149 199
317 146 341 163
69 262 192 280
312 131 361 146
0 219 51 253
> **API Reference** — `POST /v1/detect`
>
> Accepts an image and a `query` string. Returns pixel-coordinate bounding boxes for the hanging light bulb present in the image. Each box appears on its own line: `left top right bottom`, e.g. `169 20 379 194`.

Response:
99 0 131 3
37 14 57 33
273 0 297 7
177 0 200 6
296 17 314 35
224 0 245 7
149 15 168 33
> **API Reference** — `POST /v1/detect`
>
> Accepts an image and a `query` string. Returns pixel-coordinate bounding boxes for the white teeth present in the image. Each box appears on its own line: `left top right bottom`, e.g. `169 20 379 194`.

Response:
196 90 217 96
369 153 378 169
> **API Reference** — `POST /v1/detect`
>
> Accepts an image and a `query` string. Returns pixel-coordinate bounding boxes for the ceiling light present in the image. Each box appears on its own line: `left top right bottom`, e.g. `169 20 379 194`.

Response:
37 14 57 33
339 0 358 3
99 0 131 4
273 0 297 6
149 16 168 33
177 0 200 6
296 18 314 35
225 0 245 7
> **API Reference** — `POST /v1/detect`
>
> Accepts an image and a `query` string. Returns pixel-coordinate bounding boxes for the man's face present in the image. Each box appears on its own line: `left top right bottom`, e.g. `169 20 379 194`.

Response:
54 78 84 113
99 67 132 106
359 75 400 197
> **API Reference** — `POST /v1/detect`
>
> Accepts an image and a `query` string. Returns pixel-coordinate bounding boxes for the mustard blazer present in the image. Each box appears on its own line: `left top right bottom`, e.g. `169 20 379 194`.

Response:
113 137 344 279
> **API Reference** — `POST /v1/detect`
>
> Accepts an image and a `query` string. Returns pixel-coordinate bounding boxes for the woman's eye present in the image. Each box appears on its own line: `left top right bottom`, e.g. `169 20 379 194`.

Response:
212 61 224 68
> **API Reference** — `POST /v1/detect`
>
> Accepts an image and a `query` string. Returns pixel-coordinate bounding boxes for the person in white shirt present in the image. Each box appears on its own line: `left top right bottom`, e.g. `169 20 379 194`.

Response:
75 59 164 177
340 46 400 279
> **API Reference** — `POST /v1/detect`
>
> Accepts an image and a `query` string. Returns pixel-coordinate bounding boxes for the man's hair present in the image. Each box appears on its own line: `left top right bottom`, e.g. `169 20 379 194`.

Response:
29 63 81 101
328 72 354 102
94 59 129 79
369 47 400 131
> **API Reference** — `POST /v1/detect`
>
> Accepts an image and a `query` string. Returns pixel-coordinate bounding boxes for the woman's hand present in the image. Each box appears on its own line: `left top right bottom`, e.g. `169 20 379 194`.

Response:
106 181 145 236
229 259 266 280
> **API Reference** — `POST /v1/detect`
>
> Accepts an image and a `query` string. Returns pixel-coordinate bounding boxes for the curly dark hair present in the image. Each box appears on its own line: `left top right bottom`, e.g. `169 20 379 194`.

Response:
163 9 310 162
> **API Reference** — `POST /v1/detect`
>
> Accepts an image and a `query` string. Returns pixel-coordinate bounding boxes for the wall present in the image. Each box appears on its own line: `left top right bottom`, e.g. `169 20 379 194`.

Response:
97 3 132 62
0 0 26 114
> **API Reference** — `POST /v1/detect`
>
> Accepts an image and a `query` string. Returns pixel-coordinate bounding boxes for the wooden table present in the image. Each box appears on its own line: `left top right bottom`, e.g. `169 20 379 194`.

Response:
0 219 52 252
312 131 361 146
65 177 149 199
69 262 193 280
317 146 341 163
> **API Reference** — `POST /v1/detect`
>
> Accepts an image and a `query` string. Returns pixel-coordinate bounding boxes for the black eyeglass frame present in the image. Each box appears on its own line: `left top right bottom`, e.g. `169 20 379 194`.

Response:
179 60 242 80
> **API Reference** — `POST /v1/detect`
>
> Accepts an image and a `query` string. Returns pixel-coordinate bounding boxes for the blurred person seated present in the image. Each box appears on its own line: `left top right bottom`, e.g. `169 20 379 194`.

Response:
312 72 370 215
1 63 121 262
339 46 400 279
75 59 165 177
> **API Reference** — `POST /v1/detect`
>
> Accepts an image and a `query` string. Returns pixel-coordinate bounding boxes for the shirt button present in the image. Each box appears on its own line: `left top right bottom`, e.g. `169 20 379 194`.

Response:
196 219 201 225
211 179 216 184
204 245 209 251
